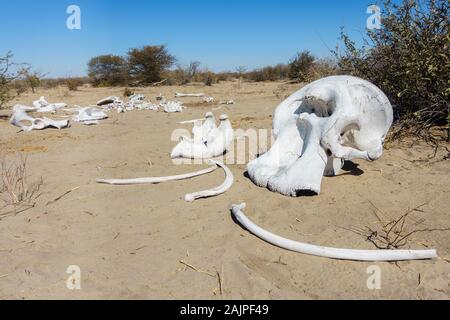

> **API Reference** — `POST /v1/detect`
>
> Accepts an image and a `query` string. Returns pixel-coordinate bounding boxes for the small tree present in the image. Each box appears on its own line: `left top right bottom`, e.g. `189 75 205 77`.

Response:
88 54 127 87
288 51 315 81
187 61 201 82
127 45 176 86
0 52 24 109
21 70 42 93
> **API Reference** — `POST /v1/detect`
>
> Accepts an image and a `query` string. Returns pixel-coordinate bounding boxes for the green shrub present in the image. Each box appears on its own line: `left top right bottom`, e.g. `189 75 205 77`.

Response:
88 54 128 87
127 45 176 86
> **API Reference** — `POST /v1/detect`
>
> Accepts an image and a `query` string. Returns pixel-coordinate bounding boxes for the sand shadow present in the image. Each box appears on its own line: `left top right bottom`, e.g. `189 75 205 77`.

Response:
340 160 364 176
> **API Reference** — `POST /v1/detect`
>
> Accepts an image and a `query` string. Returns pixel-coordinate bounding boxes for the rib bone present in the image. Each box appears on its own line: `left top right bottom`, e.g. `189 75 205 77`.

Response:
96 162 217 185
185 160 233 202
231 203 437 262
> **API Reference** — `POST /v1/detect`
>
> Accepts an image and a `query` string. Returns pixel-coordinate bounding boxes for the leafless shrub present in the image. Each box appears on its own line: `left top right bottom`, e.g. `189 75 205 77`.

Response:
344 203 450 249
0 154 43 217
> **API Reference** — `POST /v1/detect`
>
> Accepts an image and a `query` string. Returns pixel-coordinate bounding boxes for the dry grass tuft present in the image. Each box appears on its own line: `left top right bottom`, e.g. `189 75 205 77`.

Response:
0 154 43 217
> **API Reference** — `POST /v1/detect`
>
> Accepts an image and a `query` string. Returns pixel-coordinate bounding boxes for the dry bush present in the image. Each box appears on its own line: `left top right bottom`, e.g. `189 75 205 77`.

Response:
127 45 176 86
66 78 85 91
0 154 43 217
345 203 450 249
123 87 134 97
335 0 449 142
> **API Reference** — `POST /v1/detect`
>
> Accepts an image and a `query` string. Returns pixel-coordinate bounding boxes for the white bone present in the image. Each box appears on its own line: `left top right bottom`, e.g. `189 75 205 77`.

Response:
96 162 218 185
162 101 184 113
72 107 108 122
219 100 235 105
192 112 217 143
97 96 121 106
138 102 159 111
10 105 70 131
185 160 233 202
128 94 145 103
32 96 67 113
231 203 437 261
178 118 206 125
171 114 234 159
248 75 393 196
175 93 205 98
203 96 215 103
83 120 99 126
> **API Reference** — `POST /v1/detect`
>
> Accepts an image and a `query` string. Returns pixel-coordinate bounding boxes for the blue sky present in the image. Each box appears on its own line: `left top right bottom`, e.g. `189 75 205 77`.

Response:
0 0 377 77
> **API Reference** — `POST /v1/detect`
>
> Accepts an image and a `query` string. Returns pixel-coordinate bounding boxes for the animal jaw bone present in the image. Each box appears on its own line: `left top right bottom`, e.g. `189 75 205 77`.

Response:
247 75 393 196
171 114 234 159
96 162 217 185
185 160 234 202
231 203 438 261
175 93 205 98
10 105 70 131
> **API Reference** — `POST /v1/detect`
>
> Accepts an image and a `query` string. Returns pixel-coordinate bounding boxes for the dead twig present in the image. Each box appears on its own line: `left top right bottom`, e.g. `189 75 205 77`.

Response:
46 186 80 206
346 203 450 249
179 260 216 278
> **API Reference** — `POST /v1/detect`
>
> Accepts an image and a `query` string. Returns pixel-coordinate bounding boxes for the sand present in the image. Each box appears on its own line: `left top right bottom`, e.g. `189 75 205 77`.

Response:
0 81 449 299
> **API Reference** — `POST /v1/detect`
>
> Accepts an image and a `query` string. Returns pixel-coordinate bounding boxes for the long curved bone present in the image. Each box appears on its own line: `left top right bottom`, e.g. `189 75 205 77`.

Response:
185 160 233 202
96 162 217 185
231 203 438 261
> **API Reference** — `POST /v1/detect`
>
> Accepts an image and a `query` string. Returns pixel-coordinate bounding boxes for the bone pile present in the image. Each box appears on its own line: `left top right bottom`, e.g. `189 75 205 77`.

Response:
97 95 159 113
97 111 235 202
97 94 184 113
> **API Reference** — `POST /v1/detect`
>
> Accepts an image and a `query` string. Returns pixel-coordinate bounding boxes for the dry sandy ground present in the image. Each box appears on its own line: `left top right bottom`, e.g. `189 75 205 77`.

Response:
0 81 449 300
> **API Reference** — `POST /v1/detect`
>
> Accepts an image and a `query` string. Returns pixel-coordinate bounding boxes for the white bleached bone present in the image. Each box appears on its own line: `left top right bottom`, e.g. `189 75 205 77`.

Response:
178 118 206 125
231 203 438 261
162 100 184 113
96 162 218 185
219 100 235 105
83 120 99 126
128 94 145 103
247 75 393 196
32 96 67 113
72 107 108 122
203 96 215 103
171 114 234 159
175 93 205 98
192 112 217 143
185 160 234 202
97 96 121 106
10 105 70 131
